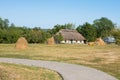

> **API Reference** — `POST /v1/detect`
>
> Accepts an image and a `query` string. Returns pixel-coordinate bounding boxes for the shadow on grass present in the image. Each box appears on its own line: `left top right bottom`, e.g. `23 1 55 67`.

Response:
32 55 81 62
0 54 30 59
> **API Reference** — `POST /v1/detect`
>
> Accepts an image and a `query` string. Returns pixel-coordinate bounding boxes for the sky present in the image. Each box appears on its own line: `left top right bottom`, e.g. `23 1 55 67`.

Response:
0 0 120 28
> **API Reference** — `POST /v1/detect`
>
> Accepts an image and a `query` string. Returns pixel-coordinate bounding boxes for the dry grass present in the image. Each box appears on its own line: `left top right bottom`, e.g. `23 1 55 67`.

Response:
0 44 120 79
0 63 62 80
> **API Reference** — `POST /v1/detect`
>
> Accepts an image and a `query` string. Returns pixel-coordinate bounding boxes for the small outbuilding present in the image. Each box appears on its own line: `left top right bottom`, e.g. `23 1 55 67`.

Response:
58 29 86 44
103 36 116 44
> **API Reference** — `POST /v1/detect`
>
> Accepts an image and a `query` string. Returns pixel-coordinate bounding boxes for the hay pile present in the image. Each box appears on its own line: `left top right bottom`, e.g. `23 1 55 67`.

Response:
88 38 106 46
47 37 55 45
95 38 106 45
15 37 28 49
88 42 95 46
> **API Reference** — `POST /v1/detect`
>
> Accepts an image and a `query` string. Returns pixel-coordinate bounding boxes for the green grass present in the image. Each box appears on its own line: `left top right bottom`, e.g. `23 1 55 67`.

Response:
0 63 62 80
90 57 103 63
0 44 120 79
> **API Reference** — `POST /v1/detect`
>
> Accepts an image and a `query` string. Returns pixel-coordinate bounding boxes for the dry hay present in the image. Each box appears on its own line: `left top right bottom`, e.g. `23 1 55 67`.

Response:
95 38 106 46
47 37 55 45
15 37 28 49
88 42 95 46
88 38 106 46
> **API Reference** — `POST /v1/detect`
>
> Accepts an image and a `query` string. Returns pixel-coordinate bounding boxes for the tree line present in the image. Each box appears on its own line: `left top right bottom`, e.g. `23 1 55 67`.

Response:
0 17 50 43
0 17 120 44
77 17 115 42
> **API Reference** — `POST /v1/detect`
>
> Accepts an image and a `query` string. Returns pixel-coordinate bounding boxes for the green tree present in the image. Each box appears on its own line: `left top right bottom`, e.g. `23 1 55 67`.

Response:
0 18 9 29
54 33 63 43
0 18 4 29
0 29 9 43
93 17 115 38
33 27 41 31
46 29 53 38
10 23 16 28
0 28 23 43
111 29 120 45
52 24 63 35
76 22 97 42
0 29 4 43
0 17 50 44
8 28 23 43
23 28 47 43
3 19 9 29
64 23 75 29
51 23 75 35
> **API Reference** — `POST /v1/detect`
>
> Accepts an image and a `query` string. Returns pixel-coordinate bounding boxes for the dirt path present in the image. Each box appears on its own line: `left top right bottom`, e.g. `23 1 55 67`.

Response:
0 58 118 80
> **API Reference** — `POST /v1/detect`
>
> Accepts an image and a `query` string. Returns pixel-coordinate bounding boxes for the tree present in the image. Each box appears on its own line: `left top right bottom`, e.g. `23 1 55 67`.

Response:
0 17 51 44
54 33 63 43
33 27 41 31
10 23 16 28
3 19 9 29
93 17 115 38
76 22 97 42
0 18 9 29
111 29 120 45
0 29 4 43
64 23 75 29
51 23 75 35
0 18 4 29
51 24 64 35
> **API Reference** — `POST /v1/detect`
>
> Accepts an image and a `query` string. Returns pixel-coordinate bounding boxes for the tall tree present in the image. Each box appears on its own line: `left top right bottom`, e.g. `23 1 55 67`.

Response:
0 18 3 29
52 24 64 35
10 23 16 28
111 29 120 45
64 23 75 29
93 17 115 38
3 19 9 29
51 23 75 35
76 22 97 42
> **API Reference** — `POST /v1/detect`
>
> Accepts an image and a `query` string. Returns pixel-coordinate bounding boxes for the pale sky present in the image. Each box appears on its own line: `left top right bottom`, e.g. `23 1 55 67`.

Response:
0 0 120 28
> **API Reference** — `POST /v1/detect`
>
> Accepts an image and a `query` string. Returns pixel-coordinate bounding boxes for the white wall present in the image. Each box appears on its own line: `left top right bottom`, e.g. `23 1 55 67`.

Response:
61 40 84 44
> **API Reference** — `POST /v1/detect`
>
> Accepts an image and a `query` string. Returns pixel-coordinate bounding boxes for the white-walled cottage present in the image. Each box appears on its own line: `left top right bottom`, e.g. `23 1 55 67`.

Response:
58 29 86 44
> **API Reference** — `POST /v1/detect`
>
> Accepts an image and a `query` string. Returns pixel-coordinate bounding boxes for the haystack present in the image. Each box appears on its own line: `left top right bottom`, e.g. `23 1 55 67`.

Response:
95 38 106 45
15 37 28 49
88 42 95 46
47 37 55 45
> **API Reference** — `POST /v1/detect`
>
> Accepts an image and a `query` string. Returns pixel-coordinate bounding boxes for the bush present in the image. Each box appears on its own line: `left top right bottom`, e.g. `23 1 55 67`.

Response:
54 33 63 43
112 29 120 45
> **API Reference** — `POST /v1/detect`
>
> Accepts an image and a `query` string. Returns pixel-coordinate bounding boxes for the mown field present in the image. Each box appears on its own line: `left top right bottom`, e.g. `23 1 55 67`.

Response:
0 44 120 79
0 63 62 80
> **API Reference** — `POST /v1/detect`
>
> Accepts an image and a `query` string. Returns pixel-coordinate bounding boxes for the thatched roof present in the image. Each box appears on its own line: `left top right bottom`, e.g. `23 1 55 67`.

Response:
59 29 85 41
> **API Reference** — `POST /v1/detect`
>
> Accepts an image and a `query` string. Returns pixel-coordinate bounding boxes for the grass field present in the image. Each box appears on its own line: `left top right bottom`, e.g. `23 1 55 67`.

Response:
0 44 120 79
0 63 62 80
